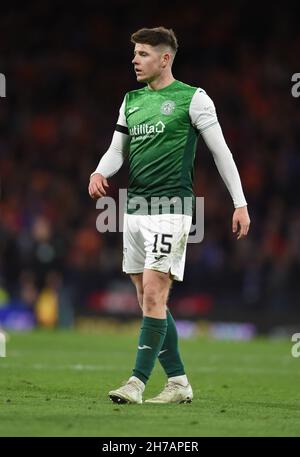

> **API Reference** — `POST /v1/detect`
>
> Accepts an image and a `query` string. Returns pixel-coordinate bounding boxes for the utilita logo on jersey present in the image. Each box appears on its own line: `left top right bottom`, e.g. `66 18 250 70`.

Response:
130 121 165 138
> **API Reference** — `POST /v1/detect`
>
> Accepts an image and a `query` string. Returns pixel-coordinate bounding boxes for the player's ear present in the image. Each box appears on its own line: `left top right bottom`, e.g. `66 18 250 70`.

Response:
161 52 171 68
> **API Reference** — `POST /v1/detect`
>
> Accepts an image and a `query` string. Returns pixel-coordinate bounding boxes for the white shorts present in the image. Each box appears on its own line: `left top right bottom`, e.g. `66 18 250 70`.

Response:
122 213 192 282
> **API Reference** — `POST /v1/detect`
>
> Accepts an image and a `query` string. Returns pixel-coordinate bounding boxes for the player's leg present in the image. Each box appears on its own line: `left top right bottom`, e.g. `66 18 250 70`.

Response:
143 271 193 404
109 213 192 404
145 308 193 403
142 214 193 403
131 269 170 387
130 272 188 388
142 268 172 318
109 270 171 404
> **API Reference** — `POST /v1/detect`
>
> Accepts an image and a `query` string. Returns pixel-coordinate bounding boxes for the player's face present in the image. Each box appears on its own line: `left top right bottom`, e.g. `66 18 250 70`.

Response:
132 43 166 83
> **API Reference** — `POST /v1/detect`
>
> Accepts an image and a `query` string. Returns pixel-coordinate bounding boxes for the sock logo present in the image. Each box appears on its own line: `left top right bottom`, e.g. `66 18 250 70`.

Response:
158 349 168 356
138 345 152 350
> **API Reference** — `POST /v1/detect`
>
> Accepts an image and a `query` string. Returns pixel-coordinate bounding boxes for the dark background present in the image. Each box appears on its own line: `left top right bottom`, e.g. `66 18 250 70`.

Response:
0 0 299 331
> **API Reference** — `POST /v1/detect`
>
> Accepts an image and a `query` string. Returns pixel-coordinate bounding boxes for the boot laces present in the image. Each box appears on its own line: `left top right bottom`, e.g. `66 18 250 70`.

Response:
158 381 179 397
159 381 180 395
120 380 141 393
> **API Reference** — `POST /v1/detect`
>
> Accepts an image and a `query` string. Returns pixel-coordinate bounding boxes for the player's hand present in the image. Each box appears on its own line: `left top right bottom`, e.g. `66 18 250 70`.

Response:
88 173 109 199
232 206 250 240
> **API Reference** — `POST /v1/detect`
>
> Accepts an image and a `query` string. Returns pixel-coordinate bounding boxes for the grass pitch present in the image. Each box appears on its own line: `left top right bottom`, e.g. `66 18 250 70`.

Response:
0 327 299 437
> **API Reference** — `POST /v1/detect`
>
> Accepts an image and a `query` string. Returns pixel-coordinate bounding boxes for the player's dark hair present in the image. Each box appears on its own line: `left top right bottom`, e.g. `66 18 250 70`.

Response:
131 27 178 54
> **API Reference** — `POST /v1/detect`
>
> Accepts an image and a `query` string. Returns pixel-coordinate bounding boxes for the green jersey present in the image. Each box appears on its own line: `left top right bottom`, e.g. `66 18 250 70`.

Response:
124 80 198 215
93 80 247 212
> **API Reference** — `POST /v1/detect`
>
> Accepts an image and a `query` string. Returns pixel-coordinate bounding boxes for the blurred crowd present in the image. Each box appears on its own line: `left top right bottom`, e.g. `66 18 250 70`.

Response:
0 1 299 325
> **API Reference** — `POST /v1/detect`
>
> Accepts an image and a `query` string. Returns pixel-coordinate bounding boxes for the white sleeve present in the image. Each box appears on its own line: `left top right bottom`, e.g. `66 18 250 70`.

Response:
189 88 219 132
201 122 247 208
91 97 130 178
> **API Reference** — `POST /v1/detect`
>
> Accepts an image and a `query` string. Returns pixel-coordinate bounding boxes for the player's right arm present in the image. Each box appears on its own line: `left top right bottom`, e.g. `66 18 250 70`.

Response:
89 96 130 199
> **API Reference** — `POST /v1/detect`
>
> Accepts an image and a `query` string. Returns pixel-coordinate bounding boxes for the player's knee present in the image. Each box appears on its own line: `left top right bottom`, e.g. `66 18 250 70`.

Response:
143 302 158 314
143 284 162 308
143 294 159 309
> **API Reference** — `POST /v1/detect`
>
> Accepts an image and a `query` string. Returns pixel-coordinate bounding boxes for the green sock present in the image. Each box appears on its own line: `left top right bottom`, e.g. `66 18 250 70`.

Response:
158 309 185 378
132 316 168 384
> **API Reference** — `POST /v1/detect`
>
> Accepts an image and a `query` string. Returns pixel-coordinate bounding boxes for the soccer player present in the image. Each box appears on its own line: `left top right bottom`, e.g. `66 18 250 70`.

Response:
89 27 250 404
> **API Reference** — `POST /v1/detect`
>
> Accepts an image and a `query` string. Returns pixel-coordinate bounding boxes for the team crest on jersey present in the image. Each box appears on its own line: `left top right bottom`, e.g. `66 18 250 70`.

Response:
160 100 176 115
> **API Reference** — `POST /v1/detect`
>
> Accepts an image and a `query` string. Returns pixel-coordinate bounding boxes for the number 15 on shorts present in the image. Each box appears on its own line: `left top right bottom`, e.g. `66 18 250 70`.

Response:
152 234 173 254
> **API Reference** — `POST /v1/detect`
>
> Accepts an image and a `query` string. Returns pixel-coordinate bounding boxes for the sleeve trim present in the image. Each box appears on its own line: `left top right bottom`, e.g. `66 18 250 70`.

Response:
115 124 129 135
198 120 219 133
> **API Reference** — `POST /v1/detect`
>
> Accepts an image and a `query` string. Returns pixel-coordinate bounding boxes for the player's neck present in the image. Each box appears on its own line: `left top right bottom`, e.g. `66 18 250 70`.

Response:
147 73 175 91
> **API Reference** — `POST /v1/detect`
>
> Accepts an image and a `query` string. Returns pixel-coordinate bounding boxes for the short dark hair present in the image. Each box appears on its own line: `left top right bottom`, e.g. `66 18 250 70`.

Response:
131 26 178 54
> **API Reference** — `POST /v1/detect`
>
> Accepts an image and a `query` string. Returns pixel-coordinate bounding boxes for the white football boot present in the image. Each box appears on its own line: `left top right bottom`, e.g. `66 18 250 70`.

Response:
145 378 193 404
109 376 144 404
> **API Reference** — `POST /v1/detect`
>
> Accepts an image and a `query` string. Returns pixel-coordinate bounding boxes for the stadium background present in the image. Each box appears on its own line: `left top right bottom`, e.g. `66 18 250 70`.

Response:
0 0 300 337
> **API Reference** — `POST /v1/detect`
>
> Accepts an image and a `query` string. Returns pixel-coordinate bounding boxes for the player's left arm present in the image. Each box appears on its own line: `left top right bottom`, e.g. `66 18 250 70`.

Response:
190 89 250 240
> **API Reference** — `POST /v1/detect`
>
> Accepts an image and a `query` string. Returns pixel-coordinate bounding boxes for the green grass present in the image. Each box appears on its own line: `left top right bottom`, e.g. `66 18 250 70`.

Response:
0 328 300 437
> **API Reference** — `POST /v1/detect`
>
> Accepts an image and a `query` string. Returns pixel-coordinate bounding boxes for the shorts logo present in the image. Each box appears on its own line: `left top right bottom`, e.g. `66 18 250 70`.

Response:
160 100 176 115
154 255 167 261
